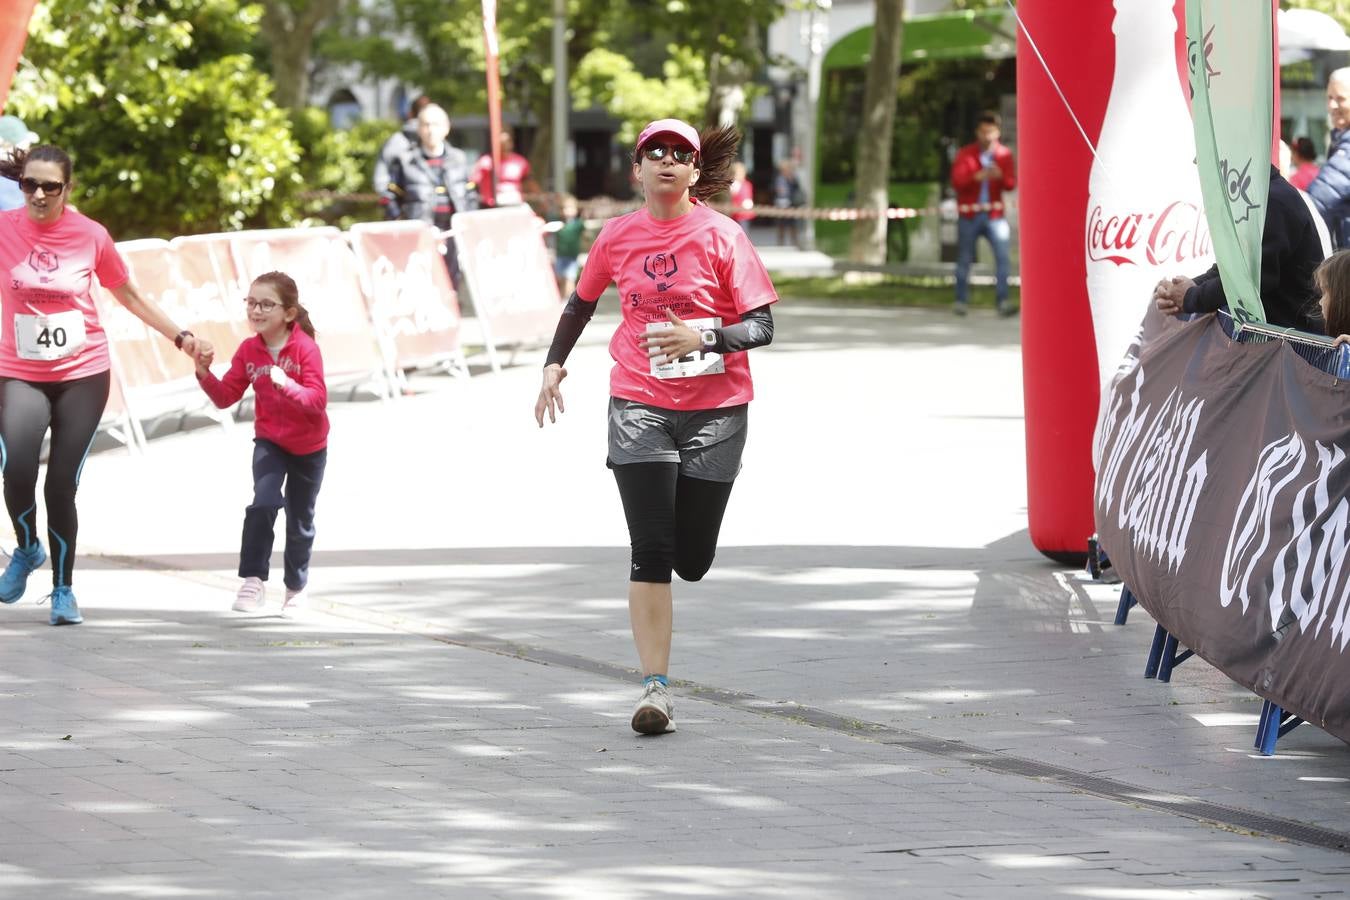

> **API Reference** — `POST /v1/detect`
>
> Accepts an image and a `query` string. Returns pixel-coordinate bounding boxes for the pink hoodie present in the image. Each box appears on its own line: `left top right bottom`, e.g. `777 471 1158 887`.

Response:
197 326 329 455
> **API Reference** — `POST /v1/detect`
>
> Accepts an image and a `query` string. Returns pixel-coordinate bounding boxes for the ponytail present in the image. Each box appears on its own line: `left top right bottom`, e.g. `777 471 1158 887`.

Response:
292 303 316 339
690 125 740 203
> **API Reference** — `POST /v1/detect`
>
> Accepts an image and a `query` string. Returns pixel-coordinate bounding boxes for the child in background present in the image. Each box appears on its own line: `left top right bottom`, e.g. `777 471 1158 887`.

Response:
553 196 585 298
196 271 330 614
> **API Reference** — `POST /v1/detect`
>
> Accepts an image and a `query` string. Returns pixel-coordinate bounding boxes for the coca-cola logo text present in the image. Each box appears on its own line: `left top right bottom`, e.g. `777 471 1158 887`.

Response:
1087 201 1213 268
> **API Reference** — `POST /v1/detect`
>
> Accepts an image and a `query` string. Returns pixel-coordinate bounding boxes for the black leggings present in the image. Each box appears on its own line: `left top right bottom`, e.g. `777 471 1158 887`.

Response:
612 462 735 584
0 372 110 588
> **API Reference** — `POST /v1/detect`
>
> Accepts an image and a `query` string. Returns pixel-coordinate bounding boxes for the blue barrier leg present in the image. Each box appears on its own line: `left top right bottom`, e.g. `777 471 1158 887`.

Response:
1145 624 1166 679
1158 633 1181 683
1257 700 1281 755
1114 586 1137 626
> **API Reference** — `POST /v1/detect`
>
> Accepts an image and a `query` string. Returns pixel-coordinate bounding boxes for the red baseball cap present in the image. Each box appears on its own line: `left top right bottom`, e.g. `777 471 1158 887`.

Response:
636 118 700 153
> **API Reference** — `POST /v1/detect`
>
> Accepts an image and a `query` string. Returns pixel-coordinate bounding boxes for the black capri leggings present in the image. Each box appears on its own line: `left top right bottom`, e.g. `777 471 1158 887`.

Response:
0 371 110 588
612 462 736 584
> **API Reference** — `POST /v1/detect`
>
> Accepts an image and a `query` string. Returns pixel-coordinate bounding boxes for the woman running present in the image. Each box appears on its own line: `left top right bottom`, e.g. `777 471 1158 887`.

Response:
0 144 209 624
534 119 777 735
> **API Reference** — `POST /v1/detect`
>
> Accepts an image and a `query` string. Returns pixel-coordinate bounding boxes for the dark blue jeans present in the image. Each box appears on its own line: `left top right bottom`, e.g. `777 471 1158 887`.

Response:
239 439 327 591
955 213 1011 306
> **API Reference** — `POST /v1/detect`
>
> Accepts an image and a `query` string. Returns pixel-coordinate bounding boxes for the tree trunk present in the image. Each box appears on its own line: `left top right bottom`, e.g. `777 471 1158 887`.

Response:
847 0 906 265
260 0 341 111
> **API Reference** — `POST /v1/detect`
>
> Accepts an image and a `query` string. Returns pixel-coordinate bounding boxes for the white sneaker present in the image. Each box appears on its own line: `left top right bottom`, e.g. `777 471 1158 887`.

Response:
232 577 266 612
631 680 677 734
282 587 306 616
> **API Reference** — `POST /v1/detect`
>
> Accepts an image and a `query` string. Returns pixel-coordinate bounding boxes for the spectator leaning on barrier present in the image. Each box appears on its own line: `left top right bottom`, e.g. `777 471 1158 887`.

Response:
0 144 211 626
386 103 476 288
950 111 1017 318
1307 68 1350 248
1153 165 1326 334
534 119 777 737
373 94 431 221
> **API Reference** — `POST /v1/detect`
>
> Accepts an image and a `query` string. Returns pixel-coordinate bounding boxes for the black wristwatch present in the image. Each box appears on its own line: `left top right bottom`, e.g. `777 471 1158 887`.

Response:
174 330 193 350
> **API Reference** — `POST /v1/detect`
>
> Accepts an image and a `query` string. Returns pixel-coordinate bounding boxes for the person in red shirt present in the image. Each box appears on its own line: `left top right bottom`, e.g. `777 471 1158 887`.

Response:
534 119 777 736
950 111 1017 316
729 161 755 235
472 131 536 207
0 144 209 626
1289 136 1321 192
195 272 329 616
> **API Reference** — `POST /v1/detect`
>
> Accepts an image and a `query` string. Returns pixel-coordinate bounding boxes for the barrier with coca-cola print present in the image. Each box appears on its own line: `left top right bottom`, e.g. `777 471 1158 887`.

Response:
451 206 564 372
1096 304 1350 751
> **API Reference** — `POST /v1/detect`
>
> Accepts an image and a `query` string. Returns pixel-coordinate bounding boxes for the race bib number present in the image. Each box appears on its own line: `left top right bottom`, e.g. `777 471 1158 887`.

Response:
15 310 87 362
647 316 725 380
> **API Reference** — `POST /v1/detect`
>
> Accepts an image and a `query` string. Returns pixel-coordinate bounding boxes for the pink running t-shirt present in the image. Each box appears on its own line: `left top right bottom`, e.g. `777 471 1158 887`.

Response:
577 201 777 410
0 207 129 382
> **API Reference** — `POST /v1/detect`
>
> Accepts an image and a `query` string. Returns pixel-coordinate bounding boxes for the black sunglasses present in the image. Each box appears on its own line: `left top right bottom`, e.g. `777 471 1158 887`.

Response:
19 177 65 196
642 144 697 164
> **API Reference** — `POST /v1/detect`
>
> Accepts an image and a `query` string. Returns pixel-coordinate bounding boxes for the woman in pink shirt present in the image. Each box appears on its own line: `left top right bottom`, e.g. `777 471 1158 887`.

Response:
0 144 209 625
195 271 329 616
534 119 778 735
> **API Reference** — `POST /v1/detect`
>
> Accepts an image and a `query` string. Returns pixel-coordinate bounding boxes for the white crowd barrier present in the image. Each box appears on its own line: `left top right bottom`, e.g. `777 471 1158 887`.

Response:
91 217 563 451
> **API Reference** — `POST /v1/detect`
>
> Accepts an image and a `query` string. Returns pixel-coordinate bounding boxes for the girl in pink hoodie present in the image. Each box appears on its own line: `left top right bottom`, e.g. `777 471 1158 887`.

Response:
196 271 329 614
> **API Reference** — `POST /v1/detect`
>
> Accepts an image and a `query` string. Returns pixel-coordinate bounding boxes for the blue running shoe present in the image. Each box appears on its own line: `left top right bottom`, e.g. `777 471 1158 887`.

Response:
44 586 83 626
0 543 46 604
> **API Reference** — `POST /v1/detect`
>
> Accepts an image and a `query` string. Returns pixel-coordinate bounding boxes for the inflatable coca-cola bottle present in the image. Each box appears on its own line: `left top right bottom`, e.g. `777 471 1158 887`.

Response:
1086 0 1213 394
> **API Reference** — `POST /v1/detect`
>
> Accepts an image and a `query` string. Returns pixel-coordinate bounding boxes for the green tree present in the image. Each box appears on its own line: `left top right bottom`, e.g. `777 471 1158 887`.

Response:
8 0 302 238
1281 0 1350 28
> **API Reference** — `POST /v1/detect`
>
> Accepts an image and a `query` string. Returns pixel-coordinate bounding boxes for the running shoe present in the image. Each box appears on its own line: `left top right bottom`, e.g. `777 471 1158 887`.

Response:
44 586 83 626
0 543 47 604
997 302 1020 318
953 301 969 317
282 587 306 616
233 577 266 612
631 680 677 735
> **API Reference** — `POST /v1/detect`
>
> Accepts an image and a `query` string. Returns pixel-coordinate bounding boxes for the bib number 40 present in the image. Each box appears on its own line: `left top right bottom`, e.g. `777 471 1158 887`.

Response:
35 326 68 349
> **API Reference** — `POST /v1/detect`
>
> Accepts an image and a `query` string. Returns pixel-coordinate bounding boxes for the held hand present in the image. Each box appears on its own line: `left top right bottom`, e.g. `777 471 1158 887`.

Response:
534 364 568 427
194 346 214 376
638 309 701 365
1153 275 1193 316
179 334 199 359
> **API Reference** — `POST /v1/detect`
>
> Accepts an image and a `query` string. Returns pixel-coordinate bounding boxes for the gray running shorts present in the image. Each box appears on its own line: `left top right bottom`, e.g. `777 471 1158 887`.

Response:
606 398 748 483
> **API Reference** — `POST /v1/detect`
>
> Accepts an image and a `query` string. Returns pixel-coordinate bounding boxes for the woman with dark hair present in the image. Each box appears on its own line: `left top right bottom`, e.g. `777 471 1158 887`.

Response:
534 119 777 735
1317 249 1350 343
0 144 209 624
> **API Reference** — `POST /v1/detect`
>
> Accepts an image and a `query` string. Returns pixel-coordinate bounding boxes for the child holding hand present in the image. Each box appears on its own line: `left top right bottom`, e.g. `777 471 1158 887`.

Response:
196 271 329 614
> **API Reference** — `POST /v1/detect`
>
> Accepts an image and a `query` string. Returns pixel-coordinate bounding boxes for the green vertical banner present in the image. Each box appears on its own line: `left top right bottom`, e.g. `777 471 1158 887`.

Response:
1186 1 1273 328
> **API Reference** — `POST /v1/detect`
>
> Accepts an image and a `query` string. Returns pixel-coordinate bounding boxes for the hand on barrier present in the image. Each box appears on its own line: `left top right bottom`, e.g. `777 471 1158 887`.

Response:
1334 335 1350 347
639 310 700 365
1153 275 1193 317
535 363 568 427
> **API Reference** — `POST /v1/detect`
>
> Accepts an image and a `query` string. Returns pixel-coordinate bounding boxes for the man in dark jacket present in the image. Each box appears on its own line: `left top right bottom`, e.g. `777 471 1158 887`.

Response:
386 103 477 288
373 95 431 220
1306 68 1350 248
1153 166 1328 333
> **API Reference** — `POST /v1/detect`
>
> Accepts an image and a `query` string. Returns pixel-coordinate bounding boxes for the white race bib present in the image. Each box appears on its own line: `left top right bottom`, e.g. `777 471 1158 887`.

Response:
647 315 726 380
15 310 87 362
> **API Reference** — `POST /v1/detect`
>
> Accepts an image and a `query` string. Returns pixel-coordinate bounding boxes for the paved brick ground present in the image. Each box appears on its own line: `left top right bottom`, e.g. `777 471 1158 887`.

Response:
1 303 1347 898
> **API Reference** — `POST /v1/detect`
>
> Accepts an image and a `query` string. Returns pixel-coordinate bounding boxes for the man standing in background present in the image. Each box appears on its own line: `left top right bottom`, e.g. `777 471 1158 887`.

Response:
373 94 431 220
950 111 1016 317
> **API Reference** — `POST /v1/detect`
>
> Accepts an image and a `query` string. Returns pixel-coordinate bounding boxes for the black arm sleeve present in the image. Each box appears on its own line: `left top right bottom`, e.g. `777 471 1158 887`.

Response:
711 306 774 354
544 291 598 367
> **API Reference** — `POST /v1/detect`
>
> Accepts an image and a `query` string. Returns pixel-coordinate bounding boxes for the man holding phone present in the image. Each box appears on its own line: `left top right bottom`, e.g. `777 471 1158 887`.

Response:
951 111 1017 317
